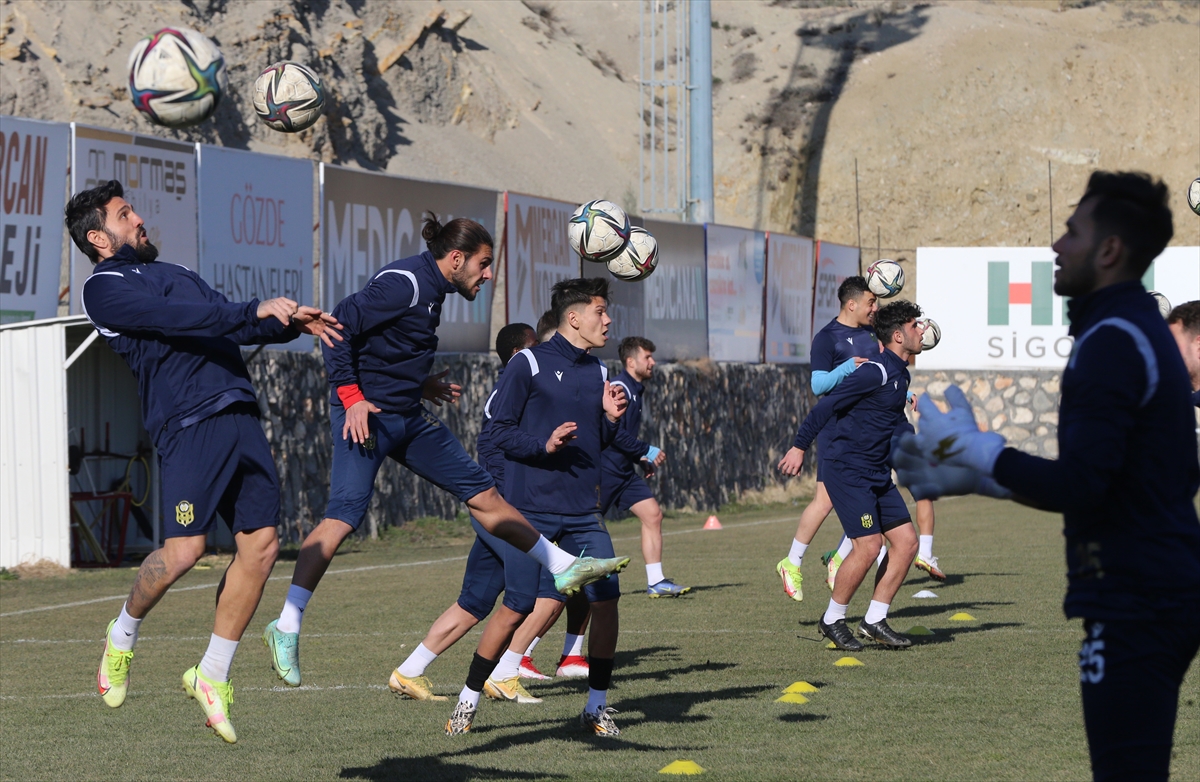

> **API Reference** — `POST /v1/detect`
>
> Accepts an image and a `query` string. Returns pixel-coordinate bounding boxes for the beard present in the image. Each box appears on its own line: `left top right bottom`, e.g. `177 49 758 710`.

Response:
107 229 159 263
450 268 479 301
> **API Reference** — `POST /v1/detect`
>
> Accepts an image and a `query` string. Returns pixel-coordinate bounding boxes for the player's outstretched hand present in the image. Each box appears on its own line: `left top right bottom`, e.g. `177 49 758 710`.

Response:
546 422 577 453
602 381 628 422
344 399 382 444
891 433 1012 501
290 306 344 348
777 446 805 476
422 369 462 407
652 450 666 467
913 386 1006 475
258 297 299 325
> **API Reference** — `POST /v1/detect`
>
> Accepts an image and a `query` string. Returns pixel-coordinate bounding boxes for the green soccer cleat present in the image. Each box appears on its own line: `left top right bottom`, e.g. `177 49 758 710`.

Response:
262 620 301 687
97 619 134 708
484 676 543 704
182 665 237 743
553 556 631 596
775 558 803 602
825 551 844 592
914 555 947 581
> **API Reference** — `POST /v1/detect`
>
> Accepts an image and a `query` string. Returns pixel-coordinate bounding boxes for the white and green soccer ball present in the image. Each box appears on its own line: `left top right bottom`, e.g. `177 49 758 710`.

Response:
917 317 941 350
867 259 905 298
1188 177 1200 216
568 199 631 263
1148 291 1171 319
606 226 658 281
128 27 226 128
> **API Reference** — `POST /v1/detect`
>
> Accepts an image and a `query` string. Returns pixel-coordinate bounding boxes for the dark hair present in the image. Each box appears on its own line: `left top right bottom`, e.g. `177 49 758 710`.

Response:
551 277 610 324
1168 300 1200 338
1079 171 1173 275
535 309 558 342
837 275 871 306
65 180 124 264
421 211 493 259
496 322 534 366
875 299 922 345
619 336 656 364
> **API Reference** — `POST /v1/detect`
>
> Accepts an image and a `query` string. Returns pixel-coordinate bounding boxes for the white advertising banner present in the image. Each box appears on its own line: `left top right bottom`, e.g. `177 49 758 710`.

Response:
764 232 815 363
811 240 860 337
197 145 314 351
70 124 197 314
706 224 765 363
504 192 580 329
916 246 1200 370
0 117 69 323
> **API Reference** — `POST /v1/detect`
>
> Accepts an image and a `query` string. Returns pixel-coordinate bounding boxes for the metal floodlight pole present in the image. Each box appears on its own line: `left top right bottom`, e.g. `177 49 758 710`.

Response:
688 0 713 224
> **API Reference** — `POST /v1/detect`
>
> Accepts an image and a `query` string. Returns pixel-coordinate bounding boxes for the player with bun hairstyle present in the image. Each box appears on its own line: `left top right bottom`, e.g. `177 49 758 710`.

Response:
262 214 629 692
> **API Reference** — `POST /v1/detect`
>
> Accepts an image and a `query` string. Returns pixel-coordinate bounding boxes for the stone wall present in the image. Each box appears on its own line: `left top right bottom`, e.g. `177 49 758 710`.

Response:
244 349 1064 542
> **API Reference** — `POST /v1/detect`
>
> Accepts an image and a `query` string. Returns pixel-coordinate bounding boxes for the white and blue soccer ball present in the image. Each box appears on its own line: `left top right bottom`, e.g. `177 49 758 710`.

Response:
128 27 226 128
1148 291 1171 319
867 259 905 298
916 317 941 350
253 61 326 133
606 226 658 281
1188 178 1200 216
569 199 631 263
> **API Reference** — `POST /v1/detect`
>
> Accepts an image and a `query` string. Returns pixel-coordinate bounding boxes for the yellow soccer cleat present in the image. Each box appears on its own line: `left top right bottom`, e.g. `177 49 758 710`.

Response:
483 676 543 704
182 665 237 743
97 619 134 708
914 555 947 581
388 669 448 701
776 558 803 602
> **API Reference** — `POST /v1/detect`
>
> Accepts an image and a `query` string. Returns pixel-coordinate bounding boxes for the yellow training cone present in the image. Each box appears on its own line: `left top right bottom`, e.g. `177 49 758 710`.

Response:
659 760 705 775
825 641 838 650
834 657 863 667
949 612 976 621
776 693 810 704
907 625 934 636
784 681 818 694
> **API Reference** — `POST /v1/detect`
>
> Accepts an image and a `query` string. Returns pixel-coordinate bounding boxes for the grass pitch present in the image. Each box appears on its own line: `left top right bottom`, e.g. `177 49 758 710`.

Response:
2 495 1197 781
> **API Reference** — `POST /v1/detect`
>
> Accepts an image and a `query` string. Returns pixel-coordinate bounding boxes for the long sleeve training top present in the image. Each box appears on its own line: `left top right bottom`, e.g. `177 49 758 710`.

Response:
601 370 653 482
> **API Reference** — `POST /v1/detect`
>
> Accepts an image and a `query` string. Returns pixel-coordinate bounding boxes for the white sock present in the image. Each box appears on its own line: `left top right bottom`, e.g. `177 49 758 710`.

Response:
563 633 585 658
198 634 239 682
836 536 854 560
646 561 664 586
919 535 934 561
788 539 808 568
459 685 482 708
529 536 575 575
822 600 848 626
875 545 888 567
864 600 890 624
277 585 313 634
110 603 142 652
398 643 439 678
523 637 541 657
586 687 607 713
490 649 523 682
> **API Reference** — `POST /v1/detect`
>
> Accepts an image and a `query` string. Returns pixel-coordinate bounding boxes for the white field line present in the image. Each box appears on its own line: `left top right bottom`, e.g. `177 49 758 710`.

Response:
0 515 797 620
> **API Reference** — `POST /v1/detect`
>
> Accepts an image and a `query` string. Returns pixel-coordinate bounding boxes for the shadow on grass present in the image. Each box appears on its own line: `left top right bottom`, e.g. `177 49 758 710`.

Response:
908 572 1022 588
905 622 1023 646
341 756 565 781
679 582 747 594
888 600 1016 620
777 712 831 724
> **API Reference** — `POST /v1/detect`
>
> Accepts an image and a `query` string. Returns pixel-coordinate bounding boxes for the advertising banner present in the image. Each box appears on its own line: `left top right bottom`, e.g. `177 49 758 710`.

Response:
764 232 815 363
641 218 707 360
705 224 765 363
70 124 197 314
811 240 860 337
916 246 1200 370
197 145 313 351
0 117 69 323
322 165 499 352
504 192 580 330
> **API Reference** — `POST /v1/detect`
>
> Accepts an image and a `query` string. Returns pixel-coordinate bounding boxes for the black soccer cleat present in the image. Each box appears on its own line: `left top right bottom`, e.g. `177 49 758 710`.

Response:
818 618 864 651
857 618 913 648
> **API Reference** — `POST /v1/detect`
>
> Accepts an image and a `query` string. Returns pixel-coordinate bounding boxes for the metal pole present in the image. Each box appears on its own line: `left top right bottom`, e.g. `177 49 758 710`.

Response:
854 158 863 256
688 0 713 224
1047 160 1054 246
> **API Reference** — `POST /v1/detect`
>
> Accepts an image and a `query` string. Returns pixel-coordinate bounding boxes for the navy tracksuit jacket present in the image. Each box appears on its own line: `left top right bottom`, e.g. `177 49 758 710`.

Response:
602 370 653 482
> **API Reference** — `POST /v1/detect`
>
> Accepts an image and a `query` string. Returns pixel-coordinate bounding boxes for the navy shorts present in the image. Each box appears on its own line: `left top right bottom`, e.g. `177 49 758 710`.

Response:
456 518 538 620
600 472 655 517
822 461 911 539
1079 616 1200 782
510 511 621 603
325 405 495 530
159 402 280 539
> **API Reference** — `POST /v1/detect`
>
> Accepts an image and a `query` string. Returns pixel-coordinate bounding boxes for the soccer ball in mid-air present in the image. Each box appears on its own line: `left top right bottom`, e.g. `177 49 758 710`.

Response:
606 226 658 281
128 27 225 127
916 317 941 350
569 200 631 263
253 61 325 132
867 259 905 298
1148 291 1172 319
1188 178 1200 216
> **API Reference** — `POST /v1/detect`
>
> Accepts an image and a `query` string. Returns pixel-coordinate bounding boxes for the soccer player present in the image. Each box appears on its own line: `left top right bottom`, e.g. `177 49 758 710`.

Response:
605 336 688 596
893 171 1200 782
457 277 630 737
790 300 927 650
262 216 627 688
1166 300 1200 406
73 180 341 743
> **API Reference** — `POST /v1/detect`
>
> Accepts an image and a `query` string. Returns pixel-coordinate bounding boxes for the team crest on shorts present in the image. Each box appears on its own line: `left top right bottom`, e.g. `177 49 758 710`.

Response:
362 433 376 450
421 410 441 428
860 513 873 528
176 500 195 526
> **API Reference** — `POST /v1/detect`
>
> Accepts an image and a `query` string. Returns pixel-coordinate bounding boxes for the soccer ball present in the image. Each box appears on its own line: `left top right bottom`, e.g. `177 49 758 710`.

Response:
128 27 225 128
1189 178 1200 216
1148 291 1172 319
917 317 941 350
568 200 631 263
867 259 905 298
253 61 325 132
606 226 658 281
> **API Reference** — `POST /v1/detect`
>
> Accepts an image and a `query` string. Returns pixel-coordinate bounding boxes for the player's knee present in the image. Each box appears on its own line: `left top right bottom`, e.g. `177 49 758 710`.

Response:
164 536 206 576
853 536 884 560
